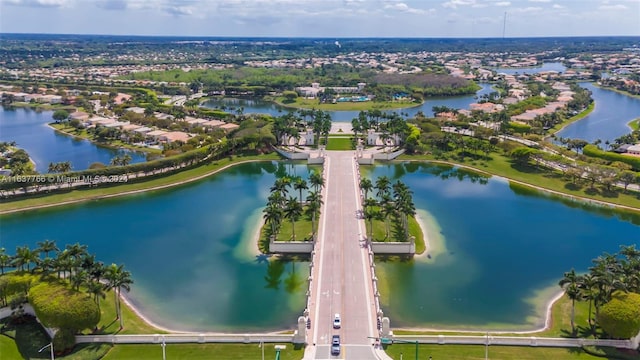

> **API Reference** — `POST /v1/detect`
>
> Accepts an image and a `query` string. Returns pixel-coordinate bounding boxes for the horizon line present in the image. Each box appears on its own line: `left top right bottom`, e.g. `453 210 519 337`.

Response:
1 32 639 40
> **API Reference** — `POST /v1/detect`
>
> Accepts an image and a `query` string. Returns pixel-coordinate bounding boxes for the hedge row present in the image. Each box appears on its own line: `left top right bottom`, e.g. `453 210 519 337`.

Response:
583 144 640 171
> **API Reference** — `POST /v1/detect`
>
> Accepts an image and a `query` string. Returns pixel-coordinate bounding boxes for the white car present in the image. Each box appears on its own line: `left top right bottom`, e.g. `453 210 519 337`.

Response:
333 313 341 329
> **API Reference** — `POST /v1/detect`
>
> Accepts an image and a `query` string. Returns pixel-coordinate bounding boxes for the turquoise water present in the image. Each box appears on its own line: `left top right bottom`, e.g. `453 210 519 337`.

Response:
0 161 311 332
367 163 640 330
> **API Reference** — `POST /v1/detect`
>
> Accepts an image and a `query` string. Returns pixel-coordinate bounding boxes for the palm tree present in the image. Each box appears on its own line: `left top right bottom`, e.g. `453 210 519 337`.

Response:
87 281 106 309
37 239 58 259
359 178 373 200
270 177 291 198
263 203 284 238
293 177 308 205
121 154 132 166
375 176 391 199
306 191 323 240
558 268 581 333
363 198 379 241
105 263 134 330
0 248 12 275
12 246 38 272
309 170 324 193
579 273 599 327
284 197 303 240
380 194 395 239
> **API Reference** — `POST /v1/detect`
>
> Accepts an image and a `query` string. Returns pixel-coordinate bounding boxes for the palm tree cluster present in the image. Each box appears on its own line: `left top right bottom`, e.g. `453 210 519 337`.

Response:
47 161 72 173
263 169 324 242
1 240 133 329
272 109 332 146
360 176 416 241
351 110 411 147
558 245 640 335
109 154 133 167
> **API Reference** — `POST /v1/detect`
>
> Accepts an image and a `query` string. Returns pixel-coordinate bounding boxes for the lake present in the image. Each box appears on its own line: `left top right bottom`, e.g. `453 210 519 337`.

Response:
201 83 495 122
0 107 146 173
366 162 640 330
0 161 311 332
557 82 640 144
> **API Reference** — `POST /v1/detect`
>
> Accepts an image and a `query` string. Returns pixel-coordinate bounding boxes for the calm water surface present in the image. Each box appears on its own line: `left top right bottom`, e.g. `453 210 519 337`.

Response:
0 161 311 332
367 163 640 329
202 83 495 122
557 82 640 144
0 107 146 173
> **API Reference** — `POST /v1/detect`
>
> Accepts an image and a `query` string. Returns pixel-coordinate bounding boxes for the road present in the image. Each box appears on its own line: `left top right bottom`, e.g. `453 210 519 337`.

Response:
306 151 381 360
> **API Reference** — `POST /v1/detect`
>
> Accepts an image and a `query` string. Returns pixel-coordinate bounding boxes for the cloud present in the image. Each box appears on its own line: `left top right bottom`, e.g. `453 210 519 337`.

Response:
511 6 543 13
494 1 511 6
598 4 627 10
528 0 551 2
442 0 476 9
1 0 68 7
384 2 433 14
552 3 565 9
164 5 194 16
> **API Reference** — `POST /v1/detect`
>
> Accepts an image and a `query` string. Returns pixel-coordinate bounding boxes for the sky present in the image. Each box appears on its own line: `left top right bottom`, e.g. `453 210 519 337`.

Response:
0 0 638 38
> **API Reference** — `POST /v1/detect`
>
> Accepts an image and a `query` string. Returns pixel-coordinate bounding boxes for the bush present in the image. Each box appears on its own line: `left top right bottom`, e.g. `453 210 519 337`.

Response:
598 292 640 339
53 328 77 352
28 282 100 332
583 144 640 171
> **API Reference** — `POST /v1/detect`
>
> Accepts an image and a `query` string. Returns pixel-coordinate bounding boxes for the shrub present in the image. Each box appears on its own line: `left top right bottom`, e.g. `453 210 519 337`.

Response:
598 292 640 339
53 328 77 351
28 282 100 332
583 144 640 171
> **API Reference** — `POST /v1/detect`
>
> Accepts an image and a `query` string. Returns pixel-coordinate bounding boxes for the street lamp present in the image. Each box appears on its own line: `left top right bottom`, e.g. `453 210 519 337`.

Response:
38 342 54 360
161 336 166 360
259 339 264 360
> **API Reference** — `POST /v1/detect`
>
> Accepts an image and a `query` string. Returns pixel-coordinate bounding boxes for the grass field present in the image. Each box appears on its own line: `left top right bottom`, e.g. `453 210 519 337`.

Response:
101 343 304 360
628 117 640 131
326 137 354 150
364 211 426 254
383 344 638 360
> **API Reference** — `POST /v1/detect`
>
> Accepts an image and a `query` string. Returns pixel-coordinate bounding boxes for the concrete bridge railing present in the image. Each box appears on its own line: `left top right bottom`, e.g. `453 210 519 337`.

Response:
391 335 635 349
76 333 294 344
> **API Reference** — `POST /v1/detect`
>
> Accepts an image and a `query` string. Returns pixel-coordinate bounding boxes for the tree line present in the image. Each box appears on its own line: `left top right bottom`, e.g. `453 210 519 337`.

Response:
0 240 133 351
359 176 416 242
263 170 324 243
559 245 640 340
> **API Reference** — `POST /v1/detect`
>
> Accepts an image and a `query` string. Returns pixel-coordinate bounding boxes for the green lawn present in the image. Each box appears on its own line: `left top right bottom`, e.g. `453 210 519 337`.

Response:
326 137 354 150
85 289 164 335
398 152 640 210
0 154 280 213
364 211 425 254
383 344 637 360
628 117 640 131
101 343 304 360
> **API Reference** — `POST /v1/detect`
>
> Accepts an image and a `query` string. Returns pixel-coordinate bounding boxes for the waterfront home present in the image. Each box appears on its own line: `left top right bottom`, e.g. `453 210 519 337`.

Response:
627 144 640 155
219 123 240 132
161 131 191 143
202 119 225 128
469 102 504 113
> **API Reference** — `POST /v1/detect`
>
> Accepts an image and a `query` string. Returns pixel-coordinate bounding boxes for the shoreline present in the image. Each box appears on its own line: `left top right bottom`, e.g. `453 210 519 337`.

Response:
402 159 640 213
47 123 154 156
0 159 275 215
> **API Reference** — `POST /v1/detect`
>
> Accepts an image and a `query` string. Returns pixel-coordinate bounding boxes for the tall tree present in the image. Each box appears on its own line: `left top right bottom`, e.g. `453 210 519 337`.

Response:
559 268 581 333
284 197 303 240
105 263 134 330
